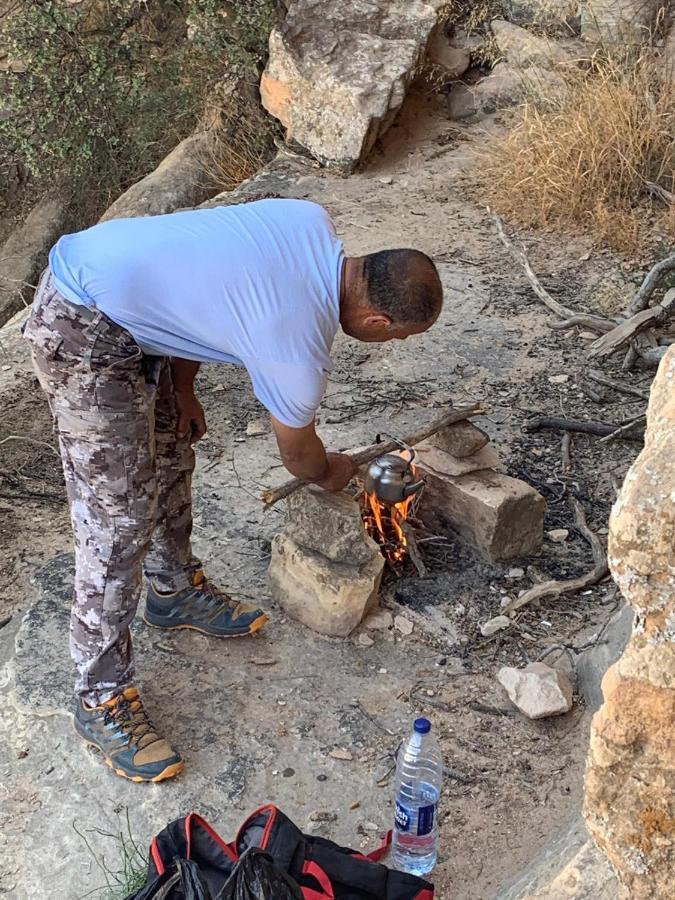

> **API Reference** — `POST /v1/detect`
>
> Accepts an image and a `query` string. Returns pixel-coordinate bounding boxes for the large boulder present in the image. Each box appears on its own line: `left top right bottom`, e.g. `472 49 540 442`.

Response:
581 0 661 46
584 344 675 898
491 19 574 68
447 62 565 119
100 131 220 222
260 0 445 171
0 196 68 327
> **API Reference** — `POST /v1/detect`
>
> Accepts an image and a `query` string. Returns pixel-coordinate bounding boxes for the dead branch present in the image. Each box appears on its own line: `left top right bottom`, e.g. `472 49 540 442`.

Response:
586 370 650 401
589 288 675 359
549 314 614 333
561 433 571 473
645 180 674 205
489 210 579 320
0 434 60 457
402 522 428 578
524 416 644 442
627 255 675 316
261 404 485 508
598 413 647 443
503 497 608 613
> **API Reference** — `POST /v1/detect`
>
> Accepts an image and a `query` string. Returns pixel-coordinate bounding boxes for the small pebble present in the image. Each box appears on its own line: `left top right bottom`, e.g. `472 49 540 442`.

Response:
507 567 524 579
283 768 295 778
547 528 569 543
394 615 414 636
317 774 328 782
378 667 388 675
358 633 375 647
548 374 569 384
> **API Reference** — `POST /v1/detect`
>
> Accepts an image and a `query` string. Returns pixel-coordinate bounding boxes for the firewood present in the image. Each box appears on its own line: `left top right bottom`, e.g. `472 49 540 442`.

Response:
589 288 675 360
524 416 644 442
261 404 486 508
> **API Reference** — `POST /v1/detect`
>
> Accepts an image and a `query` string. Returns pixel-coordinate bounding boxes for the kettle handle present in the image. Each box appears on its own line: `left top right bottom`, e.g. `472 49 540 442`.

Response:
375 432 416 465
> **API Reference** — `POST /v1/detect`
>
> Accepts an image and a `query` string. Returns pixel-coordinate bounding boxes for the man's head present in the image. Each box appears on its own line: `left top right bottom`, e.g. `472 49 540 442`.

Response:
340 248 443 342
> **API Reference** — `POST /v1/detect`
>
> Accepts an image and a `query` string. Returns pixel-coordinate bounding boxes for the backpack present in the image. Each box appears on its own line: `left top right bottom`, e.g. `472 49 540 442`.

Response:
126 804 434 900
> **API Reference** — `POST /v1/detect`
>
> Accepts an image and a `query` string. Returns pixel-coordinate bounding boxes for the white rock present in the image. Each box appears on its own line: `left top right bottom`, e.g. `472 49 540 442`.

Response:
394 615 414 635
246 418 267 436
498 662 574 718
548 374 569 384
507 567 525 578
365 609 394 631
480 615 512 637
358 633 375 647
491 19 572 69
547 528 569 543
260 0 440 170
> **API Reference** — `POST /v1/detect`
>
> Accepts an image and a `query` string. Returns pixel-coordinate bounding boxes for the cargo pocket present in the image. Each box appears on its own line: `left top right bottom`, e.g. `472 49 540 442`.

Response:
23 312 64 361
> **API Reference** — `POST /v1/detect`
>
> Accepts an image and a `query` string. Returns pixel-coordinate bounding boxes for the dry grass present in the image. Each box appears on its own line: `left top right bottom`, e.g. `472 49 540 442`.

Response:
479 54 675 252
199 81 276 194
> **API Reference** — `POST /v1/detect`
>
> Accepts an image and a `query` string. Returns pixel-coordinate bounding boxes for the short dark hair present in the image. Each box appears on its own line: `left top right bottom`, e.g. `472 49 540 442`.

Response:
362 249 442 325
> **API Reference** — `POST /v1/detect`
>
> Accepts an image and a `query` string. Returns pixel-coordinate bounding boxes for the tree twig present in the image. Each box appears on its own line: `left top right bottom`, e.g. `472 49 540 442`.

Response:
626 254 675 316
586 370 650 401
402 521 428 578
489 210 579 320
261 404 485 508
0 434 60 457
524 416 644 442
549 314 614 333
502 497 608 613
598 413 646 443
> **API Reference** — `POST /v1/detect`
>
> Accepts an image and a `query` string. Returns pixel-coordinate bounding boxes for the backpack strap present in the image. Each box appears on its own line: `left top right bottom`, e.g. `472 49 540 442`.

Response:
301 860 336 899
366 831 392 863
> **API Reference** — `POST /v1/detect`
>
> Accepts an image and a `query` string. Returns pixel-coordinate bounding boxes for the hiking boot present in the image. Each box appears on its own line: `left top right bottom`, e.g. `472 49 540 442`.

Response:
144 570 269 637
74 687 184 783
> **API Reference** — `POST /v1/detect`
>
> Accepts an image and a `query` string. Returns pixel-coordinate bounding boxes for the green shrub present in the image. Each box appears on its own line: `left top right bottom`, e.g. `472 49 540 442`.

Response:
0 0 279 213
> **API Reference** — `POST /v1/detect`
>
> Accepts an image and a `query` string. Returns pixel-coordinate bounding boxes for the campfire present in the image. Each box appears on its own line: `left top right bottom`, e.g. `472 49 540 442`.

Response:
361 468 422 567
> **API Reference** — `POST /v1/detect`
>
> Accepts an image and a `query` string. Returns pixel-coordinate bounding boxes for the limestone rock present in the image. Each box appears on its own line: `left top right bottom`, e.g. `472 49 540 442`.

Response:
286 486 380 565
364 608 394 630
505 0 580 27
447 63 565 119
427 419 490 458
100 132 219 222
426 24 471 78
607 346 674 616
260 0 443 170
580 0 660 46
480 615 511 637
491 19 573 68
0 196 68 327
585 345 675 898
415 441 501 477
419 466 545 561
498 662 574 718
268 533 384 637
523 839 620 899
547 528 569 543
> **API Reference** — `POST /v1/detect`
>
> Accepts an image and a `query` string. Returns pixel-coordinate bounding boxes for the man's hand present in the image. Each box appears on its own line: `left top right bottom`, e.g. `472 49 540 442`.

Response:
315 451 357 492
271 416 356 491
175 389 207 443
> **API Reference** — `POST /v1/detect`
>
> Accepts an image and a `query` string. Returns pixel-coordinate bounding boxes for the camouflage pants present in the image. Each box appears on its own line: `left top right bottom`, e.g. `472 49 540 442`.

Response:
24 272 202 704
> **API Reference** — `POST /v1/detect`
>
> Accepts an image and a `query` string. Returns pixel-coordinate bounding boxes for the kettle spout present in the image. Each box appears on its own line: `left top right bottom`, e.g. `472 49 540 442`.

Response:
403 480 425 499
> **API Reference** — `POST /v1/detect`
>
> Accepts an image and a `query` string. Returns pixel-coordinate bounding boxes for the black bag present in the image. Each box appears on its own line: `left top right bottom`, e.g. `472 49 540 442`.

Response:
126 805 434 900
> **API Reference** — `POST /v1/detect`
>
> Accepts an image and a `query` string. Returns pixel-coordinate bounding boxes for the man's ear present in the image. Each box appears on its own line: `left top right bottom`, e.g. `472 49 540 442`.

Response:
363 313 392 329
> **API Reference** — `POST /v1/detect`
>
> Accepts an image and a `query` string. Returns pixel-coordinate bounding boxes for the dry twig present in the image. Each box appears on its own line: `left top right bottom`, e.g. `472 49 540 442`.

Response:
598 413 646 443
503 497 608 613
589 288 675 359
524 416 644 442
586 370 650 401
261 404 485 508
627 254 675 316
489 211 579 320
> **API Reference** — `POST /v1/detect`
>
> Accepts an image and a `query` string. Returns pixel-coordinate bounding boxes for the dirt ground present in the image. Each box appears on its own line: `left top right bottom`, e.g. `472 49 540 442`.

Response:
0 88 650 898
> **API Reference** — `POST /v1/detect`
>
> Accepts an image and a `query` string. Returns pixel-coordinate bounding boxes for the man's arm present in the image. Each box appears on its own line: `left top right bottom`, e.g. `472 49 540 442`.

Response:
271 416 356 491
171 359 207 443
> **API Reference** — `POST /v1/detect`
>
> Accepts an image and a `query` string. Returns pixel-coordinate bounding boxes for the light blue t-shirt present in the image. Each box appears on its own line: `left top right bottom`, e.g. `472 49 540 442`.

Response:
49 199 344 428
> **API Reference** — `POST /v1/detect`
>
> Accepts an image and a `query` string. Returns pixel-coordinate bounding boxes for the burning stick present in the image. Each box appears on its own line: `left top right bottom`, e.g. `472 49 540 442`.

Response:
260 404 485 509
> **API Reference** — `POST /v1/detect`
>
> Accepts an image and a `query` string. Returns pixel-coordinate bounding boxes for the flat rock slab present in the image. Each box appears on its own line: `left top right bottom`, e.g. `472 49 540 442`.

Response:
286 486 379 564
260 0 444 170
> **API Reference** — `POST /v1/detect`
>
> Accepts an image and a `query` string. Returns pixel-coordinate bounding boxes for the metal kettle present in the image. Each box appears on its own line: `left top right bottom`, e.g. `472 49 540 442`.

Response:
364 437 425 505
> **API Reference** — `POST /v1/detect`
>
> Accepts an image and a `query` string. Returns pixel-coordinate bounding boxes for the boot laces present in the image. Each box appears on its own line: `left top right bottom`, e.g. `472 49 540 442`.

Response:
103 695 159 750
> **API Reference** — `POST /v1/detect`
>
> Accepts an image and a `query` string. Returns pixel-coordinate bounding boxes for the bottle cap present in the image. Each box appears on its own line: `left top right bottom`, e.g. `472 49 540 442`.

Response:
414 717 431 734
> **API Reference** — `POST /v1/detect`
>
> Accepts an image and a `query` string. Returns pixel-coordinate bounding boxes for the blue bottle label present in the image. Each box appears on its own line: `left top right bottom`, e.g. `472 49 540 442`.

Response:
417 803 436 836
395 800 411 832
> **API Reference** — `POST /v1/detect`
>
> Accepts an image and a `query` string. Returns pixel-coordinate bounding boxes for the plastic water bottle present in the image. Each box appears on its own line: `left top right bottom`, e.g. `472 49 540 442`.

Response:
391 717 443 876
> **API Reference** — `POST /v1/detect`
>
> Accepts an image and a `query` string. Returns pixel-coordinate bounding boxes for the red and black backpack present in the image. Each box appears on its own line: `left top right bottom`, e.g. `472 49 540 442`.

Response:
126 804 434 899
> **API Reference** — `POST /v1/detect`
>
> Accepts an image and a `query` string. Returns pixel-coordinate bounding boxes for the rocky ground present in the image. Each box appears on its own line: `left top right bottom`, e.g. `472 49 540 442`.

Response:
0 88 648 897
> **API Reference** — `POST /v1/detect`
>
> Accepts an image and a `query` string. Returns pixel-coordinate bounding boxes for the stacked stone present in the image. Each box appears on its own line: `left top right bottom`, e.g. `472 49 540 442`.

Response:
416 421 546 562
268 488 384 637
584 344 675 898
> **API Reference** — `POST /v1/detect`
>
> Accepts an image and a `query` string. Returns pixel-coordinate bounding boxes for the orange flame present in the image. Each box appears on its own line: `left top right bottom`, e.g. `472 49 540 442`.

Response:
361 466 418 565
